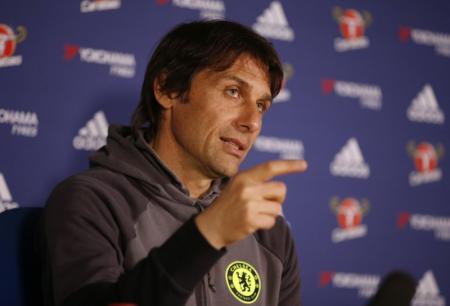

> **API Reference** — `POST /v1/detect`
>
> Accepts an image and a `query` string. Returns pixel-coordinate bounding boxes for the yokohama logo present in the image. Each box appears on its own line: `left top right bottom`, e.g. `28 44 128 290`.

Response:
0 108 38 125
320 271 380 298
398 212 450 242
400 26 450 58
322 78 382 110
254 135 304 159
0 108 39 137
80 0 121 13
172 0 224 11
64 44 136 78
170 0 225 19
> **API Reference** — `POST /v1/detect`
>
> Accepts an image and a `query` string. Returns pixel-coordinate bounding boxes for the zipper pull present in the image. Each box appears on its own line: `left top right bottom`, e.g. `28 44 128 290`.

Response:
195 201 205 212
207 271 217 292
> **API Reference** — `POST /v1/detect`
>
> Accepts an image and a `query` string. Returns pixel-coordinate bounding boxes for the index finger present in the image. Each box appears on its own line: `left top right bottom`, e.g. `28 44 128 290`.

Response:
242 159 308 182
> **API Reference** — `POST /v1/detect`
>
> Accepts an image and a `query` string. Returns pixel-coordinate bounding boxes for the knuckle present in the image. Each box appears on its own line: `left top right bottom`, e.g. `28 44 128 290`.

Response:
274 203 282 215
241 185 254 199
265 161 277 173
276 181 287 193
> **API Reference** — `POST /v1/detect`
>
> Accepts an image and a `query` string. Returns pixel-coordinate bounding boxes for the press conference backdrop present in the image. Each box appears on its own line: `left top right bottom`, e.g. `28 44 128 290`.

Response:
1 1 449 305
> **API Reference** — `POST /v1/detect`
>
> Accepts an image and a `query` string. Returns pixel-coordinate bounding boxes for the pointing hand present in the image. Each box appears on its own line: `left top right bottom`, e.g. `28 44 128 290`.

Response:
195 159 307 249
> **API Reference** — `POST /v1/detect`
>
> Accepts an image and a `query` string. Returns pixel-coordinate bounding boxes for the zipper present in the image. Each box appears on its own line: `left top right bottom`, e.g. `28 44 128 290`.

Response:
194 202 217 291
194 280 207 306
194 201 215 306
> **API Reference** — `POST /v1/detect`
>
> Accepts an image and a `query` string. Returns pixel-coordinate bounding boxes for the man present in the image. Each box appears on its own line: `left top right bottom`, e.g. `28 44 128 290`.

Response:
44 20 307 306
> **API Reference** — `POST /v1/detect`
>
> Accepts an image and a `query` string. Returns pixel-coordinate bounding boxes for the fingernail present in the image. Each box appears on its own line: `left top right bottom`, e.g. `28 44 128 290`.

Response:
298 160 308 170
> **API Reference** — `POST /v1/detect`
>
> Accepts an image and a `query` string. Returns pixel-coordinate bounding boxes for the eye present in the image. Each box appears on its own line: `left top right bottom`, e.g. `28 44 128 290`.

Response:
226 87 240 98
257 101 268 113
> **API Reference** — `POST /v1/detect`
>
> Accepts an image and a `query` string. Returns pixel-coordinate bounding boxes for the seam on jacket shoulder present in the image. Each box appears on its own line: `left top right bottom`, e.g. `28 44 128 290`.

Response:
253 232 284 265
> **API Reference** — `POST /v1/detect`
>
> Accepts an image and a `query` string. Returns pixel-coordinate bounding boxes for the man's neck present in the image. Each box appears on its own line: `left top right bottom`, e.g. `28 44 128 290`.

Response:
150 134 214 199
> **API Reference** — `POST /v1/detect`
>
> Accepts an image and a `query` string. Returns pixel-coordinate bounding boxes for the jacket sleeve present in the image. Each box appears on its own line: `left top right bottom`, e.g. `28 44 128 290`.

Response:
254 216 302 306
44 179 225 306
277 218 302 306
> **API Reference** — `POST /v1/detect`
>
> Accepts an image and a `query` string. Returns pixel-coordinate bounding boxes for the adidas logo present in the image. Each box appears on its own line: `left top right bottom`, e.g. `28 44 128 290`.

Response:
415 270 440 296
412 271 445 306
330 138 370 178
252 1 294 41
407 84 445 124
72 111 109 151
0 173 19 213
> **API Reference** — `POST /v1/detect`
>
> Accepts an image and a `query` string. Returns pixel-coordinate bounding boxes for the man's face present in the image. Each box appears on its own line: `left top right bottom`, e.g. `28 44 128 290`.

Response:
168 54 272 178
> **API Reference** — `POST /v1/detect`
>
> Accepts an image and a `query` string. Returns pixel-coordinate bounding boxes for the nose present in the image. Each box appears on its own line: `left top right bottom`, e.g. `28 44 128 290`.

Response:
236 103 261 133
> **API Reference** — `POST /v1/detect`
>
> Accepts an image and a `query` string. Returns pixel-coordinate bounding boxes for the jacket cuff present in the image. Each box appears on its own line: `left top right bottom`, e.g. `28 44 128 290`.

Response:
156 216 226 291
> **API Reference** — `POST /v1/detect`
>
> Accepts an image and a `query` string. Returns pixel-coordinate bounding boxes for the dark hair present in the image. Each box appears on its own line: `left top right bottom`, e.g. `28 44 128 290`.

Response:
131 20 283 137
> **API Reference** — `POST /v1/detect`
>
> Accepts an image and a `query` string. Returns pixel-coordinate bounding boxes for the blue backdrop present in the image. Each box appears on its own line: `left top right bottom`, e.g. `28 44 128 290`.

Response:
1 1 449 305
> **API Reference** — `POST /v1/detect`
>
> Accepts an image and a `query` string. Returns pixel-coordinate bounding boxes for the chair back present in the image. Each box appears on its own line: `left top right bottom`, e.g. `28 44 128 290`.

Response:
0 207 44 306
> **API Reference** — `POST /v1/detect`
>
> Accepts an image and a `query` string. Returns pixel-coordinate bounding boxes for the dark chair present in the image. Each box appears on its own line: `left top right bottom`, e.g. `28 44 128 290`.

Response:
0 207 44 306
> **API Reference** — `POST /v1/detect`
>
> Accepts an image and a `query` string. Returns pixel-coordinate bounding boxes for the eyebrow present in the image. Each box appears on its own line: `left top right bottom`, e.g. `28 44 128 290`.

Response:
223 76 273 105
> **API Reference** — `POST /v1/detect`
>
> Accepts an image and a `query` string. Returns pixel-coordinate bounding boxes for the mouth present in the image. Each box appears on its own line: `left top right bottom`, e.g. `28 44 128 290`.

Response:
220 137 248 157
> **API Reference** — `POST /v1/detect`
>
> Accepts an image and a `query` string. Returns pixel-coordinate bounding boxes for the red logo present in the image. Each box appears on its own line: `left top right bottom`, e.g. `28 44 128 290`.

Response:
330 197 369 229
407 141 444 186
407 142 444 173
333 8 372 40
319 271 335 287
321 78 335 94
399 26 412 42
156 0 170 5
63 44 80 61
0 24 26 58
398 212 411 229
416 143 437 171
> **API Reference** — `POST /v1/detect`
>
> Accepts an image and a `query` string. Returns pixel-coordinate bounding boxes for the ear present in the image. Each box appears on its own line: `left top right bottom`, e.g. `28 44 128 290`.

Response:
153 76 176 109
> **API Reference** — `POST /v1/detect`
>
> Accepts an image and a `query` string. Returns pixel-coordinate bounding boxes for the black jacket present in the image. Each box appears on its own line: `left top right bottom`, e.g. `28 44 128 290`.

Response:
43 125 302 306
